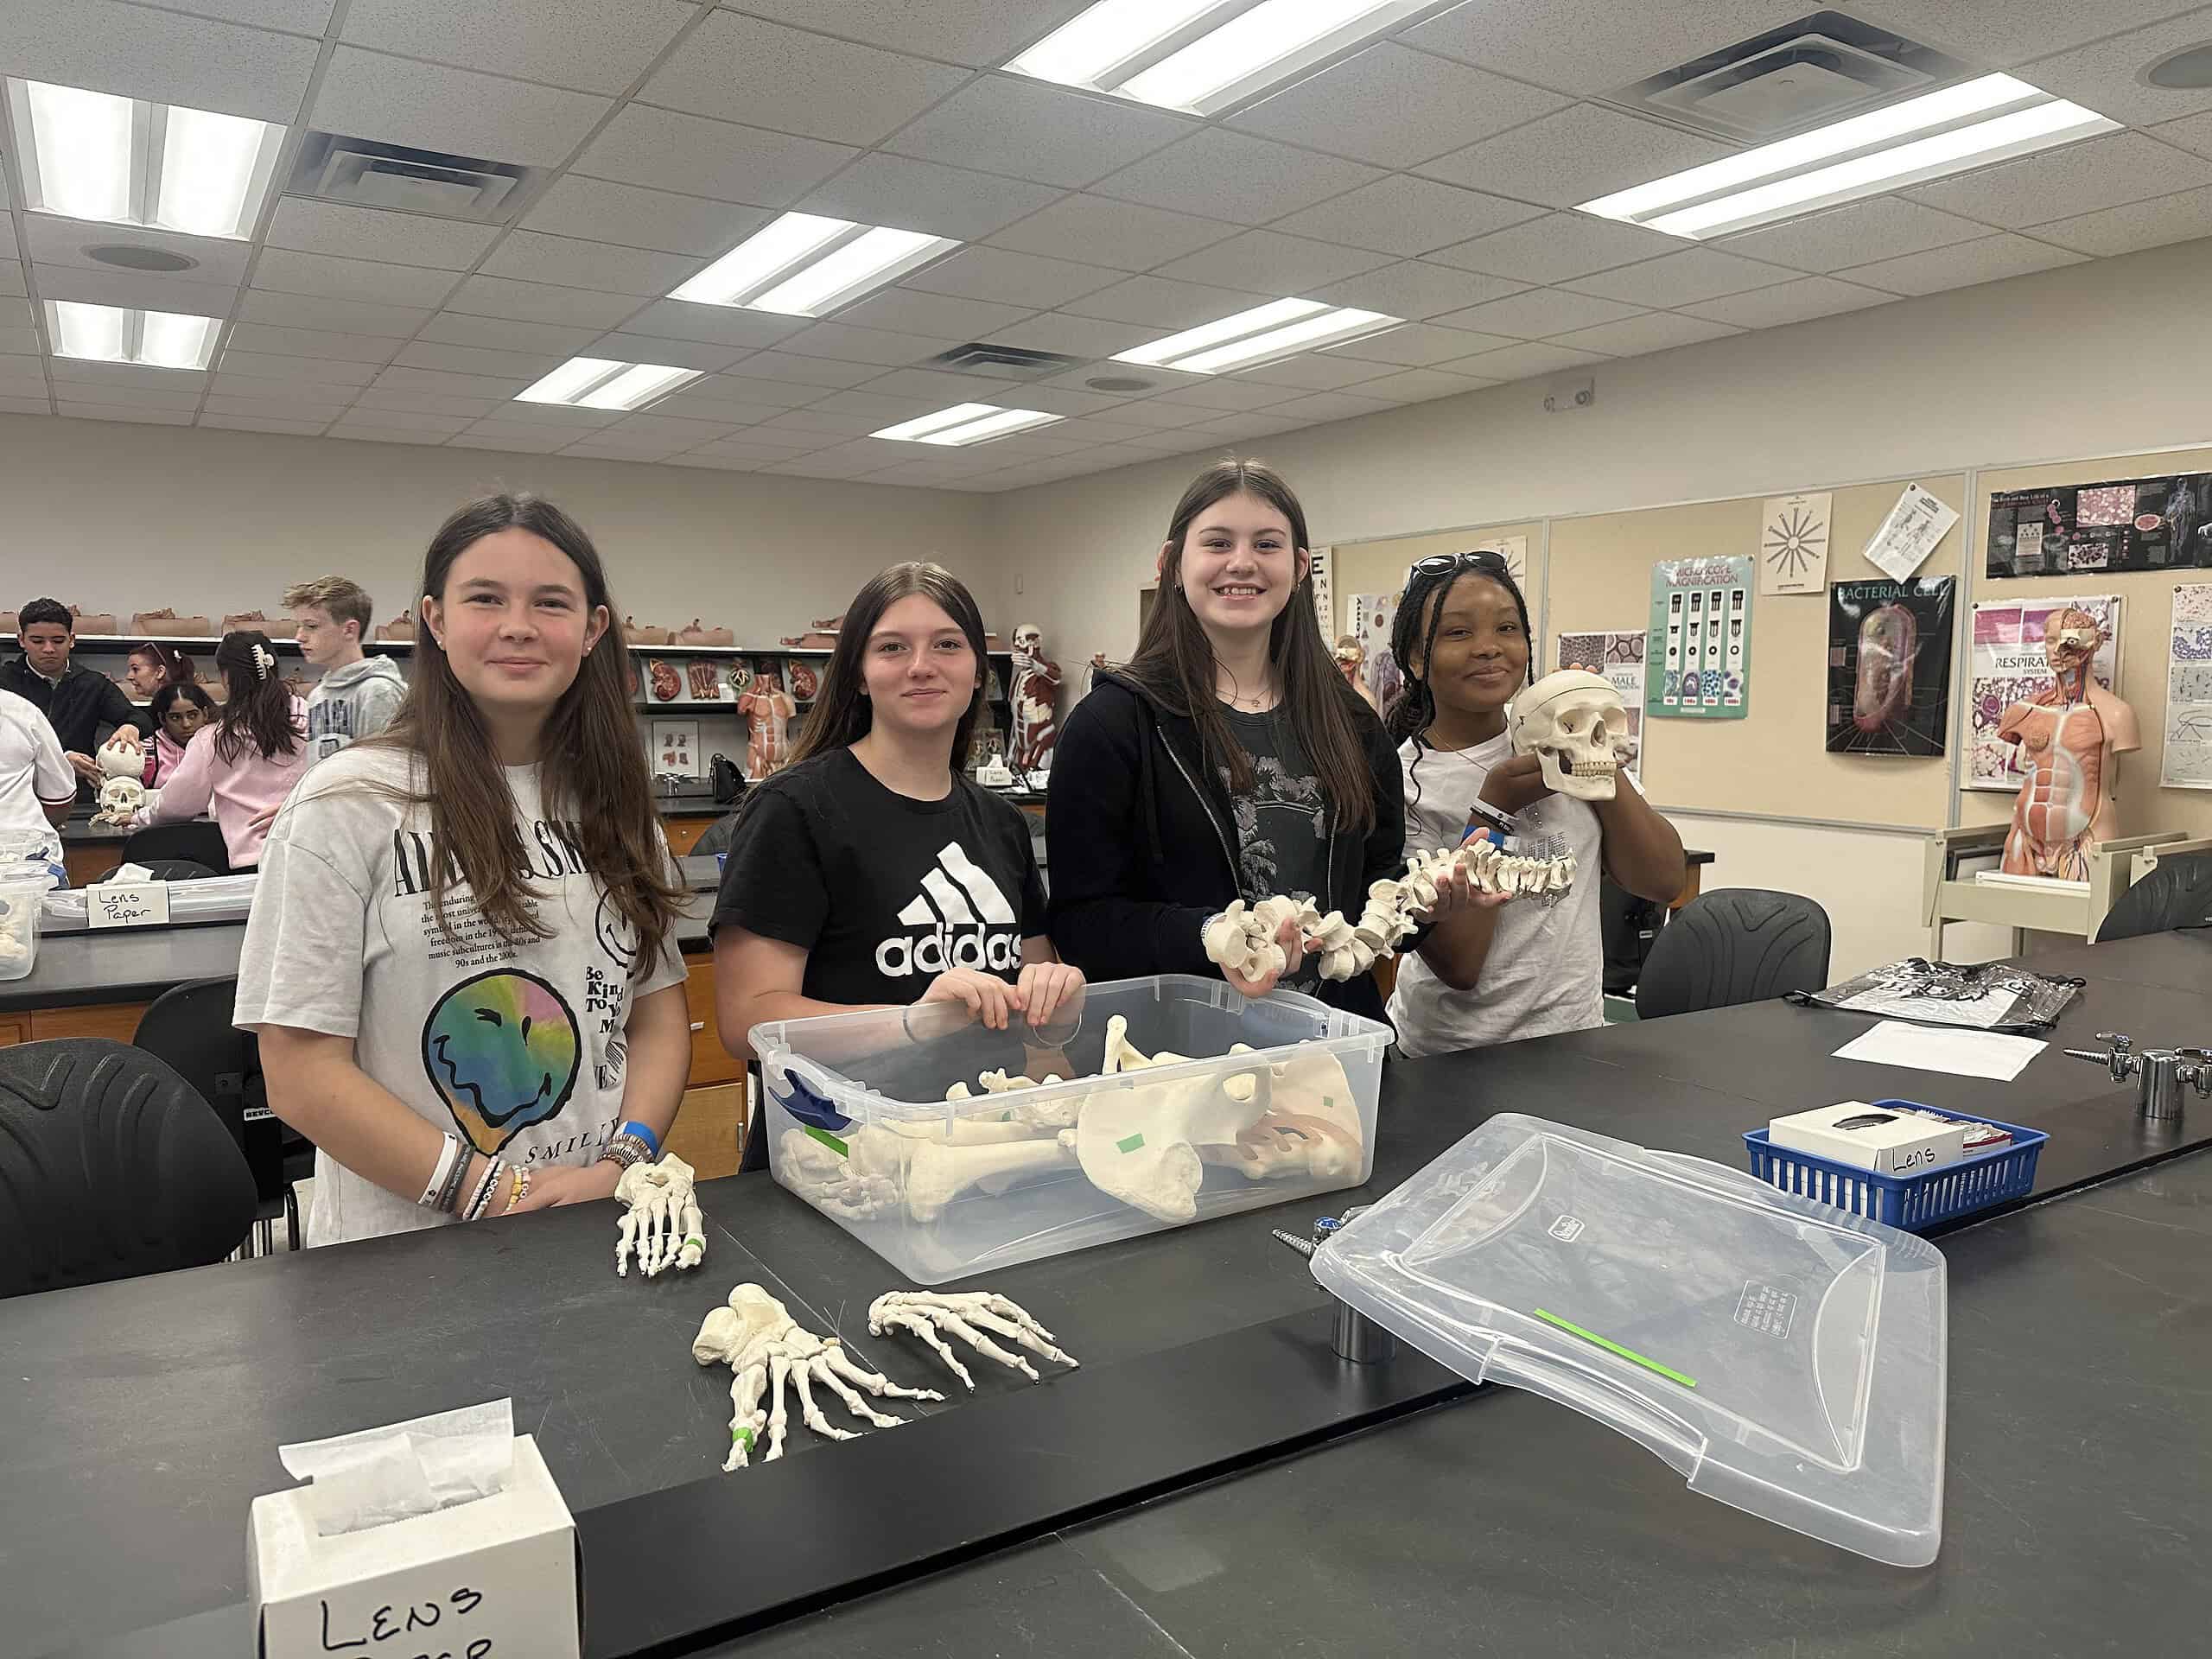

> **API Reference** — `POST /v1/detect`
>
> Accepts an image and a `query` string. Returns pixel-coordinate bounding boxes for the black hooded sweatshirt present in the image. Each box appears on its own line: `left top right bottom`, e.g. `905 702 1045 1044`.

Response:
1046 667 1405 1027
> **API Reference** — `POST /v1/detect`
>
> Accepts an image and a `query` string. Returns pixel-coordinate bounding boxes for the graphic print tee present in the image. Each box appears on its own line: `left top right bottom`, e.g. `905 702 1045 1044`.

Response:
1219 706 1330 994
711 748 1046 1007
234 747 686 1246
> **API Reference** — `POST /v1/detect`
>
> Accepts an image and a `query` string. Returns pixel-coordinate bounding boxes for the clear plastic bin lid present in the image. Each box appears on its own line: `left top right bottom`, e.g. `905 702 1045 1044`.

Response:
1313 1114 1947 1566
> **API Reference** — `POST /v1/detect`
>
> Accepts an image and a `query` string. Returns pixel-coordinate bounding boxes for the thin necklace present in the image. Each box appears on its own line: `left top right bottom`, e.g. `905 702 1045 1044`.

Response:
1217 664 1274 711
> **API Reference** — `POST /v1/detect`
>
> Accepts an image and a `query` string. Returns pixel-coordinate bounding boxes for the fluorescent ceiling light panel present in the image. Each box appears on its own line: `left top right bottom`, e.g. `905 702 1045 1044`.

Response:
1580 73 2119 240
671 213 957 316
871 404 1063 445
47 300 219 370
1007 0 1435 115
8 77 283 238
516 357 702 411
1113 299 1400 373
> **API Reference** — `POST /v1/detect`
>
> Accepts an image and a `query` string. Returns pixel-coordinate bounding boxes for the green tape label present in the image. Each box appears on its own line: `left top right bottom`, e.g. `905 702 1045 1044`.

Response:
804 1126 849 1158
1535 1308 1697 1389
1116 1132 1146 1154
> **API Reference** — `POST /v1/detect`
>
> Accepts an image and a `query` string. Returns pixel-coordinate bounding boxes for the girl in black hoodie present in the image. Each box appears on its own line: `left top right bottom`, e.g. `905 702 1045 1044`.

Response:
1047 459 1481 1027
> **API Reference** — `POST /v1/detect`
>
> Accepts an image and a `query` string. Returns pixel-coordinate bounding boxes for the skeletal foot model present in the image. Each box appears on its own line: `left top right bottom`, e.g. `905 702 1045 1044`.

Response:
693 1284 944 1470
868 1291 1078 1389
614 1153 705 1278
1205 837 1577 984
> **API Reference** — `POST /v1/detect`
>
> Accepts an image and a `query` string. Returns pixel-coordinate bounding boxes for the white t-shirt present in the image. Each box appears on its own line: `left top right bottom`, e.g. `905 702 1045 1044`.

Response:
1387 734 1640 1058
0 688 74 868
233 747 687 1245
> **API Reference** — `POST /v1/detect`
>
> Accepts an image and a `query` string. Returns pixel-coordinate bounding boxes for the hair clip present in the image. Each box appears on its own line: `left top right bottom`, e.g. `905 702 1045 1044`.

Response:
251 643 275 679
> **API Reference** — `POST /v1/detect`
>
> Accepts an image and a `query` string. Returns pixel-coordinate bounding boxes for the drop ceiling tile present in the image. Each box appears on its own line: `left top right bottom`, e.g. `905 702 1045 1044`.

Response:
754 407 887 437
1046 415 1173 442
328 408 474 434
390 341 565 379
1151 229 1395 293
520 179 772 261
716 350 883 388
685 433 830 459
574 107 858 207
340 0 691 95
42 358 203 389
1679 276 1896 328
897 246 1123 310
600 412 738 442
449 426 574 453
152 3 334 31
1093 130 1387 226
1306 260 1529 320
2015 10 2212 124
1714 198 1993 274
327 424 447 445
34 264 238 315
645 391 793 425
1416 103 1738 211
237 291 431 337
1112 427 1224 454
222 323 400 364
1225 41 1570 169
980 311 1157 358
561 436 688 461
798 155 1065 241
373 365 534 397
264 199 499 271
1429 213 1684 284
1450 340 1611 380
214 348 376 385
1062 274 1265 329
672 372 822 409
1269 176 1546 258
1836 232 2089 296
0 0 320 122
1566 247 1796 307
1865 1 2204 67
2156 111 2212 161
51 378 207 410
984 194 1237 271
414 314 601 355
1232 353 1400 391
1268 390 1395 423
642 10 968 146
1907 132 2212 228
665 452 766 471
1433 286 1645 338
804 389 946 422
1066 397 1215 429
251 249 460 308
60 403 194 425
616 299 810 350
833 289 1037 340
24 219 251 286
1325 322 1521 365
310 48 611 166
2028 183 2212 256
773 321 957 367
894 74 1196 192
763 452 896 479
444 275 643 329
1348 366 1498 404
1403 1 1808 97
1152 378 1294 413
350 388 503 417
571 333 746 374
0 264 23 300
1550 311 1742 356
0 297 33 328
475 232 697 298
480 399 623 428
197 411 327 434
203 390 351 418
1001 382 1152 417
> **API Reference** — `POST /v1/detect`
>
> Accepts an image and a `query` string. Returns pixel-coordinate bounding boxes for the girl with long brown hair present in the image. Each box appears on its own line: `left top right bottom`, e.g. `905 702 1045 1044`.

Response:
1048 459 1471 1027
235 495 692 1245
129 630 308 869
713 562 1082 1171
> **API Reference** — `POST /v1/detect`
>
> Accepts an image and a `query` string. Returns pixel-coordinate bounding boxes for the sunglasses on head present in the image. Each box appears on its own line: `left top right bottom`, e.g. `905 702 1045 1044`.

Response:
1412 550 1512 577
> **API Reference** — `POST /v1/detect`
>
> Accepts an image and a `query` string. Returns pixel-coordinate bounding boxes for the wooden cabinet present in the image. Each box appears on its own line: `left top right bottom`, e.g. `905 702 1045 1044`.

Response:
29 1001 148 1043
663 815 720 856
666 1081 746 1181
64 842 121 887
683 950 742 1084
0 1018 26 1048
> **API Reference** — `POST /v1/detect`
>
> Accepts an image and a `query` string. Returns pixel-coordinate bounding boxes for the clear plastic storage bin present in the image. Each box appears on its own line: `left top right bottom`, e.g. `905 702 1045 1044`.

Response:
0 874 47 982
751 976 1390 1284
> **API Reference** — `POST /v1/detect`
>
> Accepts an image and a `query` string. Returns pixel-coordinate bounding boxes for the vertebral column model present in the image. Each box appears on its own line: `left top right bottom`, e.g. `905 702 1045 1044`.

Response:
1998 607 2140 879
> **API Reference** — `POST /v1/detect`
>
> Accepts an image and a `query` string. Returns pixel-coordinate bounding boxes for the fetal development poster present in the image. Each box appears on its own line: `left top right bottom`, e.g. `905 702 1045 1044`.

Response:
1825 578 1955 757
1966 594 2123 789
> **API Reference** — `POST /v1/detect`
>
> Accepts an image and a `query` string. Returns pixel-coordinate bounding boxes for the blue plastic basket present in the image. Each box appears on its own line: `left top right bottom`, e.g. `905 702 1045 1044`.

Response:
1745 1100 2048 1231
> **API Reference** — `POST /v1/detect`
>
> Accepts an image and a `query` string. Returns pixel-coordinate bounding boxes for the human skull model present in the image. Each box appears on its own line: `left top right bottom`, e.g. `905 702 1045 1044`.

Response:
1012 623 1043 664
95 773 144 824
1509 670 1628 801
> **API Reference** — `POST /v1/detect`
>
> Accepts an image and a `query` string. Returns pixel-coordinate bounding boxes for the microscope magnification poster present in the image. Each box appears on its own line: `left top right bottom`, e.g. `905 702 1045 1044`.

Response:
1648 556 1752 721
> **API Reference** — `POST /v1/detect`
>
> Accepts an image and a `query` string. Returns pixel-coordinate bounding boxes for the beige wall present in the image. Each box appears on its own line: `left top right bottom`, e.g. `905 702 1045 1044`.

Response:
0 413 1006 639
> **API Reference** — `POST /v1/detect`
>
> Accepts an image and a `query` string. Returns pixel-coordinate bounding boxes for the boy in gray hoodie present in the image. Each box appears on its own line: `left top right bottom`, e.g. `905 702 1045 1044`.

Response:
285 575 407 762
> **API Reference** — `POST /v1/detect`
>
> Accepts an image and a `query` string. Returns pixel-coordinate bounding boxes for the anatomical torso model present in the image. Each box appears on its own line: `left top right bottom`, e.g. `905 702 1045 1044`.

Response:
1009 625 1062 774
740 669 797 780
1998 608 2140 879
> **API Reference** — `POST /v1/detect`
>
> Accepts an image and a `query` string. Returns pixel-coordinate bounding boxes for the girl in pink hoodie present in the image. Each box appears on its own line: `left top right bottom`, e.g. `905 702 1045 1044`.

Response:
136 632 309 868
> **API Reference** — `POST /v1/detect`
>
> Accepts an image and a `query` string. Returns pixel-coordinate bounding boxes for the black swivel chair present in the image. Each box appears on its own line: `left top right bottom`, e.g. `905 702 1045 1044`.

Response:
0 1038 256 1299
2095 851 2212 942
119 822 231 875
98 858 219 884
691 809 744 860
133 977 310 1253
1636 889 1833 1020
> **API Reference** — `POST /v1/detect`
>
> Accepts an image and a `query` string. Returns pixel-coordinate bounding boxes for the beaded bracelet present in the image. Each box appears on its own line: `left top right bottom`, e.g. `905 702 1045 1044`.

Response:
506 1163 531 1213
615 1118 662 1160
599 1131 654 1172
463 1157 504 1222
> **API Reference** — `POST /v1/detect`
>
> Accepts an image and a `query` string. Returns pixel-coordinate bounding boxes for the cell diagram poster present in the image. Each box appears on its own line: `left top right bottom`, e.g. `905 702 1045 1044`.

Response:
1648 556 1752 721
1825 578 1955 757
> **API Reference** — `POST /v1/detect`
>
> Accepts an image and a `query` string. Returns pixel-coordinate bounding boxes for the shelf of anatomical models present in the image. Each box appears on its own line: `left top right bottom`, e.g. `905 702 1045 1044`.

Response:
4 634 1018 661
1923 825 2212 943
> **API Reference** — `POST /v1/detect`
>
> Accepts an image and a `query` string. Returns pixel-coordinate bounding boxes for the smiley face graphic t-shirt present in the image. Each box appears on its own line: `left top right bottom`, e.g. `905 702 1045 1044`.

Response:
234 747 686 1246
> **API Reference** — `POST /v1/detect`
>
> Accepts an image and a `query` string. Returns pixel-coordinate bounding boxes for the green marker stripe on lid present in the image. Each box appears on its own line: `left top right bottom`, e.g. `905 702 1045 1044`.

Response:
804 1126 849 1158
1535 1308 1698 1389
1116 1131 1145 1154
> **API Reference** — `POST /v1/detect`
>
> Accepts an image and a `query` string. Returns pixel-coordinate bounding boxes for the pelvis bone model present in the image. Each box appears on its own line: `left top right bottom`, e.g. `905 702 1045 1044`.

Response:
1509 669 1629 800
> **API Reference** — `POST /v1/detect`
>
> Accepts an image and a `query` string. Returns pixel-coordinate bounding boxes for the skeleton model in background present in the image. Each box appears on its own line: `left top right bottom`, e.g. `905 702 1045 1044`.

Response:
741 667 797 780
1008 625 1061 776
868 1291 1079 1389
613 1153 705 1278
1334 634 1380 711
92 738 146 825
1507 669 1630 801
1999 607 2141 879
692 1284 944 1470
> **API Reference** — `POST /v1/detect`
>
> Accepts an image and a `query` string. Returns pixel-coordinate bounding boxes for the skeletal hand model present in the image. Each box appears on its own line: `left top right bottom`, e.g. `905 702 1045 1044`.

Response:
868 1290 1079 1389
693 1284 944 1470
614 1153 705 1278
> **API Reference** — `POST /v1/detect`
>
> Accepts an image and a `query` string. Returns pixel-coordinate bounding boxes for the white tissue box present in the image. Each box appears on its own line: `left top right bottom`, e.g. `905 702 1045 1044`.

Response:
1768 1102 1968 1175
248 1433 581 1659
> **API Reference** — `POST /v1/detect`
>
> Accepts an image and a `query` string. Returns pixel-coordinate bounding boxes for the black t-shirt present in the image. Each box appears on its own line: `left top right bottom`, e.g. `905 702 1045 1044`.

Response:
711 748 1046 1007
1219 707 1330 994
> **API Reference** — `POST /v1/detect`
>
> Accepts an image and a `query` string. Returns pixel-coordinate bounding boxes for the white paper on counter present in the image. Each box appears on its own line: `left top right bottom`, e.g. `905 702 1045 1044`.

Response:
280 1399 514 1537
1834 1020 2045 1082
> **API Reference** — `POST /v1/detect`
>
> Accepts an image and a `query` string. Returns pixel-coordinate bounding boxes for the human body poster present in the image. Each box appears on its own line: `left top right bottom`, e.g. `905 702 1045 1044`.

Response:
1986 473 2212 576
2166 582 2212 789
1555 630 1645 772
1825 578 1955 756
1647 556 1752 720
1966 594 2123 788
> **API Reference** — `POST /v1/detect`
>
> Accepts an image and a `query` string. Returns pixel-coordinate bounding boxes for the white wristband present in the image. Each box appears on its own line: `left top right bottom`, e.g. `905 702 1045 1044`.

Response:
419 1131 461 1208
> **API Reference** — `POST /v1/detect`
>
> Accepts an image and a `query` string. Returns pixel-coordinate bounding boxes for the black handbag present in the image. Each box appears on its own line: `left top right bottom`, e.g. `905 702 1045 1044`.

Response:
710 753 743 804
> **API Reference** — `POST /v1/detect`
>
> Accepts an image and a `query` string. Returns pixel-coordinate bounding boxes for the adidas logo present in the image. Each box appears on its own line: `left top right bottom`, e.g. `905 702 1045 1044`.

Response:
876 842 1021 976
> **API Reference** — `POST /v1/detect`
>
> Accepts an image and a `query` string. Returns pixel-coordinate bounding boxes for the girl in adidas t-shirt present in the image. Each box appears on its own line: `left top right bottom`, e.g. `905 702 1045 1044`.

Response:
712 563 1083 1170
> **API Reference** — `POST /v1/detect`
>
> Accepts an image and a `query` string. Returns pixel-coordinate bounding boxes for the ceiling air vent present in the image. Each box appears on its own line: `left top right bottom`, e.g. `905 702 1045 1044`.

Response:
1608 10 1970 143
925 343 1085 381
285 133 541 222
